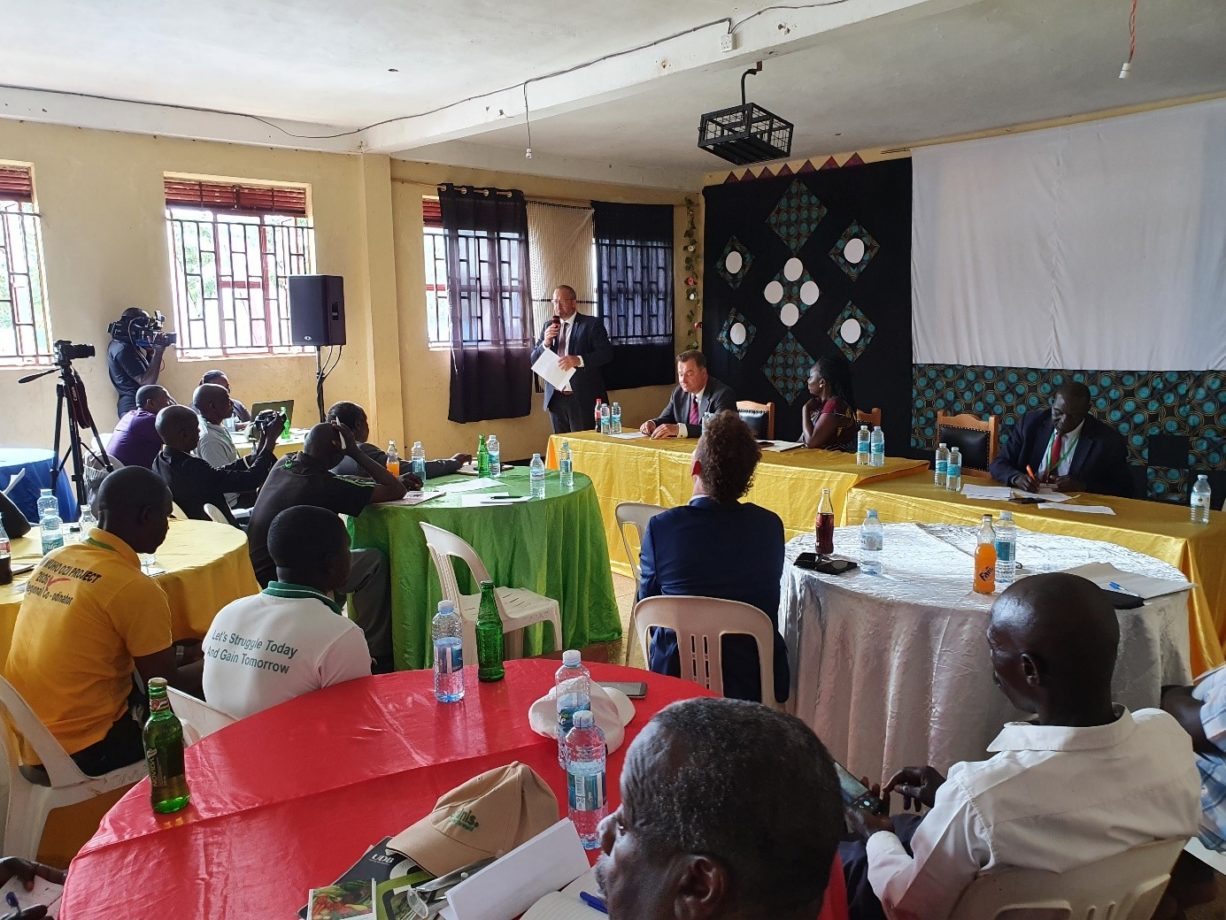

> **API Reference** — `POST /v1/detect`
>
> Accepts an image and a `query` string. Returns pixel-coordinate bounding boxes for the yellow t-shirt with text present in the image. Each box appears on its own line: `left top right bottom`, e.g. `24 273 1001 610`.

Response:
3 529 172 762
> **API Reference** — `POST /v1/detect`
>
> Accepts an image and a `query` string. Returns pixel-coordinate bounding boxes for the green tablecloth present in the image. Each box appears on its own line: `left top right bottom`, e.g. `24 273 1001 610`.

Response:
350 468 622 670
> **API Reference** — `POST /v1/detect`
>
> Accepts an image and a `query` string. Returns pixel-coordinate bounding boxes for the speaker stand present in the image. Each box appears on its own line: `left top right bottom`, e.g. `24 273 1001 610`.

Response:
315 346 326 423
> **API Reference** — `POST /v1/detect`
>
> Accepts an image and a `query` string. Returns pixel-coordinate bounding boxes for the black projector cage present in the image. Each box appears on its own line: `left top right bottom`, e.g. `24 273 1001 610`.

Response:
697 62 794 165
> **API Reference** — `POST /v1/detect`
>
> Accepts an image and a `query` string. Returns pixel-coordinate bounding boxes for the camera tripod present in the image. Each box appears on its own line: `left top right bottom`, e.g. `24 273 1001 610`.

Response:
19 355 113 511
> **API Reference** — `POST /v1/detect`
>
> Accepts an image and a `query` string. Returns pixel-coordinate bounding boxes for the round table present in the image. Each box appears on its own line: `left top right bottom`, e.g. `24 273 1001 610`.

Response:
58 661 706 919
0 519 261 660
351 468 622 670
0 447 79 523
782 523 1193 785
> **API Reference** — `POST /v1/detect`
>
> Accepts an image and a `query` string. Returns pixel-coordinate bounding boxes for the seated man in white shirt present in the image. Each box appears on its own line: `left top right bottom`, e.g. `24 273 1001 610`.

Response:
202 504 372 719
840 572 1200 920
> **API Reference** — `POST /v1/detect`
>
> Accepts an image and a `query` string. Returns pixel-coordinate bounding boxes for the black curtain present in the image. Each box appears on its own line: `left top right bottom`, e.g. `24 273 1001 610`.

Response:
593 202 675 390
439 184 533 422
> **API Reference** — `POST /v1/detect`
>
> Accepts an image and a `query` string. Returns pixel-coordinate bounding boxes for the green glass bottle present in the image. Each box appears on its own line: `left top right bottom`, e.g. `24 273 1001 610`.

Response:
143 678 191 814
477 434 490 478
279 404 291 441
475 580 505 682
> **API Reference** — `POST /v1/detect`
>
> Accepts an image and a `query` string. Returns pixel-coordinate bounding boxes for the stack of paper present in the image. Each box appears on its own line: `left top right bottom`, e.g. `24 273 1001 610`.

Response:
1039 503 1116 515
436 477 504 495
1062 562 1193 599
758 440 804 452
961 484 1013 501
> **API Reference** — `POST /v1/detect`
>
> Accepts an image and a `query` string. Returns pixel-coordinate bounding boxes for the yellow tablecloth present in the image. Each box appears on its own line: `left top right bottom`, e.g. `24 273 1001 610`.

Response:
844 471 1226 674
236 428 308 458
546 432 928 575
0 519 260 661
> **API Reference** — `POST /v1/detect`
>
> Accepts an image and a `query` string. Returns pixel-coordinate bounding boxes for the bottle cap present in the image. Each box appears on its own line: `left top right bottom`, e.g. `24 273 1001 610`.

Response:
1001 511 1013 520
938 442 947 448
148 677 168 689
982 513 992 522
572 710 594 728
437 600 455 614
866 508 878 519
562 649 581 667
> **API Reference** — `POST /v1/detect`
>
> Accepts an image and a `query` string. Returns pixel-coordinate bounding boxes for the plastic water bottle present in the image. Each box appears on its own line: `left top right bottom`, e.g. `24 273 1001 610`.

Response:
559 441 574 489
36 488 58 521
530 453 546 499
869 426 885 468
385 440 400 476
859 509 884 575
934 442 950 488
39 503 64 556
410 441 427 484
611 402 622 435
486 435 500 477
555 649 591 767
1192 474 1212 524
947 446 963 492
599 403 611 435
565 710 607 850
432 600 465 702
593 398 603 432
77 505 98 542
855 426 870 466
995 511 1017 586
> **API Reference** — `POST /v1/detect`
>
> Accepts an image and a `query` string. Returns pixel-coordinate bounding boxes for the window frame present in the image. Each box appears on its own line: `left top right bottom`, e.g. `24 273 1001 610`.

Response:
0 164 54 367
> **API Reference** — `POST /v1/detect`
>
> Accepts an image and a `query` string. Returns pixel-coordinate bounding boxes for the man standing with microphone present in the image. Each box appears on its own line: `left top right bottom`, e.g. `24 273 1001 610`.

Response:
529 284 613 434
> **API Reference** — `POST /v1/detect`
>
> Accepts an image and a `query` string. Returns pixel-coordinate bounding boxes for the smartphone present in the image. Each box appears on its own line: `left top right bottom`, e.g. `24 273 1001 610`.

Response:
833 759 887 815
11 562 35 577
599 680 648 700
794 553 858 575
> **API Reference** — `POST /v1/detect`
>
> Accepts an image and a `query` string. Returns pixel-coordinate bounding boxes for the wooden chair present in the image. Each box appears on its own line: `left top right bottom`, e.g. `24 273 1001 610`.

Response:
948 837 1186 920
856 407 882 428
633 595 782 710
736 400 775 439
937 411 1000 476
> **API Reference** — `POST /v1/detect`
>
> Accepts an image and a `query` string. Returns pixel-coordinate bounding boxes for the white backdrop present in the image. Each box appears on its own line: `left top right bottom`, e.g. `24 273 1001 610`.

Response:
912 97 1226 371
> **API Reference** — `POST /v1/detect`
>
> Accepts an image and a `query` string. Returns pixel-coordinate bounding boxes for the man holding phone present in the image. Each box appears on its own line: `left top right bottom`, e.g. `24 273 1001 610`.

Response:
839 573 1199 920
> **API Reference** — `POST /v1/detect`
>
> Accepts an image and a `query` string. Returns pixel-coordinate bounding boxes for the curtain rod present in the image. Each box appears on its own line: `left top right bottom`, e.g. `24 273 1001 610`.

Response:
391 177 593 211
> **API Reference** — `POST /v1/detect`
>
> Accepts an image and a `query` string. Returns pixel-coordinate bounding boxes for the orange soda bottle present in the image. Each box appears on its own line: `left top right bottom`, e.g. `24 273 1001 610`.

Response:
974 514 996 594
385 440 400 476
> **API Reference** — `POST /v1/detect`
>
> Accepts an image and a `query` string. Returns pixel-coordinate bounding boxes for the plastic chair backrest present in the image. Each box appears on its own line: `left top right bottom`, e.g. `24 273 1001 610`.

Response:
614 502 665 584
633 595 780 708
948 836 1186 920
166 687 236 744
0 674 91 788
420 522 493 609
2 467 25 496
202 503 230 525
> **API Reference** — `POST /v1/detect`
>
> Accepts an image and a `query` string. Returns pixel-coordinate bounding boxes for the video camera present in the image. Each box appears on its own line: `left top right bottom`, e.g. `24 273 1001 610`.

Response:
251 408 286 435
107 309 178 349
53 340 96 366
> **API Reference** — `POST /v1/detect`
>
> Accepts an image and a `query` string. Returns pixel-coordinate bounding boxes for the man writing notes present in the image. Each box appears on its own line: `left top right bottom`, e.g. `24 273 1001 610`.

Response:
529 285 613 434
840 573 1199 920
640 350 737 439
989 381 1134 497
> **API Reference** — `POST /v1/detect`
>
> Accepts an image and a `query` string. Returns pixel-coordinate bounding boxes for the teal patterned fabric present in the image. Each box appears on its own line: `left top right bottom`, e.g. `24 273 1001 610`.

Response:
717 309 757 360
767 181 828 253
764 332 817 404
829 301 876 363
912 365 1226 501
829 221 880 280
716 236 753 288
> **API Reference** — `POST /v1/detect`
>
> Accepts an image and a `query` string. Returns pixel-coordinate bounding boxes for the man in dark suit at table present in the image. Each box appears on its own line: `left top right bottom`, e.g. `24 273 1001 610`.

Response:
989 381 1134 497
639 350 737 440
638 412 789 704
529 285 613 434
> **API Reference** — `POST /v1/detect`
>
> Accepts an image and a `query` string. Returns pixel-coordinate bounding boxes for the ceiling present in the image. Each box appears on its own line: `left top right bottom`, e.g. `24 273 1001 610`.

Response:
3 0 1224 188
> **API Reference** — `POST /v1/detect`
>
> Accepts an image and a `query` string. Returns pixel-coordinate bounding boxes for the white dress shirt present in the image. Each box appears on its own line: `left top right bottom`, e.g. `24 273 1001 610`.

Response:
866 706 1200 920
195 417 245 506
555 317 584 393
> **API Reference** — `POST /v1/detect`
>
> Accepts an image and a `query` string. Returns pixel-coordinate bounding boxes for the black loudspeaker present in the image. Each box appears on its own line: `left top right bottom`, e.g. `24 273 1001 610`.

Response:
288 274 346 346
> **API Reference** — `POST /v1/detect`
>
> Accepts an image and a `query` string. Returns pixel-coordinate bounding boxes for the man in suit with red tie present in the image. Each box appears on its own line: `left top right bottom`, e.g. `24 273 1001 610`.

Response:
530 285 613 434
989 381 1134 497
639 350 738 439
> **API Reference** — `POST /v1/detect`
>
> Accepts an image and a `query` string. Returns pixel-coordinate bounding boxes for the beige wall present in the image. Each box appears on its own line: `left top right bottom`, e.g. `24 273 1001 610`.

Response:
0 120 693 463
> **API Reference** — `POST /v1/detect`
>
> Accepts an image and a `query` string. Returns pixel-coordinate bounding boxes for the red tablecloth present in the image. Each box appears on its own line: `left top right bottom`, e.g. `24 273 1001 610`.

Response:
60 660 846 919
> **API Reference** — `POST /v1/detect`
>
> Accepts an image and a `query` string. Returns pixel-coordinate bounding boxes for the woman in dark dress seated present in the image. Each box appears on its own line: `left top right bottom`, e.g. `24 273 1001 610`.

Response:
801 353 859 451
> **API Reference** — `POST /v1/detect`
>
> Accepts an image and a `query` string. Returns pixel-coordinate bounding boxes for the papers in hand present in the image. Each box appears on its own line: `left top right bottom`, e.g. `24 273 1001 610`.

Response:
531 351 576 391
1061 562 1193 599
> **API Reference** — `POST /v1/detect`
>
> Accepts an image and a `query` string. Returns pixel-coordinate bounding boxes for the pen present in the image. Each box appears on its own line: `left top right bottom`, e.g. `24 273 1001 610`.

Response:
580 891 609 914
1026 465 1037 481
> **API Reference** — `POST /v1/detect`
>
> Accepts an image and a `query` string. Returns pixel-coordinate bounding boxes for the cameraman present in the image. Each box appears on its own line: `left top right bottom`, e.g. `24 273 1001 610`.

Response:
107 308 175 418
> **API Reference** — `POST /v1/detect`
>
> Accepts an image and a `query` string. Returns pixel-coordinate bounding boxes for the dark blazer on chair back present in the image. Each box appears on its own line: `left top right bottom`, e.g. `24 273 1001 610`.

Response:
638 496 790 703
989 408 1134 498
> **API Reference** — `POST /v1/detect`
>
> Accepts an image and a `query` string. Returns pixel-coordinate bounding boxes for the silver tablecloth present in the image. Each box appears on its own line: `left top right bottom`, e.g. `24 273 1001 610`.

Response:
782 523 1192 783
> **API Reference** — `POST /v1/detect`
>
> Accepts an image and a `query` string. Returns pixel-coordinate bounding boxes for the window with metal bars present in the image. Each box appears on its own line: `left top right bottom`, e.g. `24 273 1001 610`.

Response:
0 165 53 366
163 178 315 358
423 199 449 346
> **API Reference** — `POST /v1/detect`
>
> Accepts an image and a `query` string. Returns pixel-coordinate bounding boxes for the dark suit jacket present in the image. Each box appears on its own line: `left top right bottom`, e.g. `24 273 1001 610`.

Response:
639 497 790 703
989 409 1134 498
651 377 738 437
528 312 613 414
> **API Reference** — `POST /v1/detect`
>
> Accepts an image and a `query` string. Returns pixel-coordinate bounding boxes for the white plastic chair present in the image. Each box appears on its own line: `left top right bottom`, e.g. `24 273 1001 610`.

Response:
166 687 236 745
633 595 782 710
170 501 188 520
0 675 147 858
2 467 25 496
947 836 1187 919
202 502 230 525
420 522 561 659
614 502 665 665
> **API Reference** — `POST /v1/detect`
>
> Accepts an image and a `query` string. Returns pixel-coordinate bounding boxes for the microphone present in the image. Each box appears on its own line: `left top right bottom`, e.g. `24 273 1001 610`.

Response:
551 314 561 327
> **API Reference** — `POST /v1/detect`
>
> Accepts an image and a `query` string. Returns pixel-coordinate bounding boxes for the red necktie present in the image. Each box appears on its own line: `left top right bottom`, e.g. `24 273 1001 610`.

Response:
1050 432 1064 472
688 396 700 426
